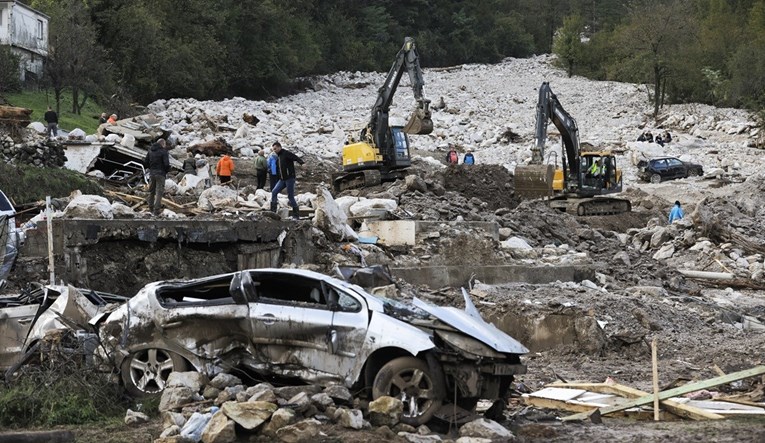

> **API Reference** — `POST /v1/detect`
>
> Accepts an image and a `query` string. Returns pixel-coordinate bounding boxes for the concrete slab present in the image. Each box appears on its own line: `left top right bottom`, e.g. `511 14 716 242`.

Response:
366 220 416 246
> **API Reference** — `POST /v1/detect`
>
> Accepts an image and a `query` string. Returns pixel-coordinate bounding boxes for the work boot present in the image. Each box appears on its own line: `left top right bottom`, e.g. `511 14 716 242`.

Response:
270 201 277 212
291 207 300 220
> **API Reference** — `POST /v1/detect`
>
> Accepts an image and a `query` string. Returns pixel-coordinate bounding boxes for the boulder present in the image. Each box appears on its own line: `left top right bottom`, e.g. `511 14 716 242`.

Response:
334 408 363 430
209 373 242 389
198 186 239 210
159 386 196 412
368 396 403 427
398 432 443 443
652 244 675 261
310 393 334 410
221 400 277 430
286 392 312 413
323 385 353 405
63 195 114 219
200 411 236 443
249 388 278 404
111 202 136 218
262 407 297 436
459 418 514 440
124 409 149 426
405 175 428 193
167 371 208 393
500 236 532 250
275 418 322 443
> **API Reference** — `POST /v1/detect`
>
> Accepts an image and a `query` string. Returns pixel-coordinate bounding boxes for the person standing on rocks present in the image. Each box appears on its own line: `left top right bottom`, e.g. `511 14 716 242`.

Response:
268 149 279 190
107 114 118 125
144 139 170 216
182 152 197 176
270 141 304 220
255 149 268 190
195 154 211 188
44 106 58 138
99 113 108 124
669 201 684 224
463 149 475 165
446 145 459 165
216 154 235 184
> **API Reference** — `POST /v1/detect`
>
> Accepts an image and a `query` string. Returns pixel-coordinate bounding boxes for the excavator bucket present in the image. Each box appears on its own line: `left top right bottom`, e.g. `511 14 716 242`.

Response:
514 164 555 199
403 105 433 135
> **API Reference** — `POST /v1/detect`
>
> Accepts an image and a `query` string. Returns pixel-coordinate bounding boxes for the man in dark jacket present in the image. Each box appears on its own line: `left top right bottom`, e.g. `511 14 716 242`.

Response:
270 141 304 219
44 106 58 138
144 139 170 215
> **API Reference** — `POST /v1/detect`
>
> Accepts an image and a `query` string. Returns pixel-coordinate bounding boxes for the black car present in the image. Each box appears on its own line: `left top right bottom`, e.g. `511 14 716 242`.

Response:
638 157 703 183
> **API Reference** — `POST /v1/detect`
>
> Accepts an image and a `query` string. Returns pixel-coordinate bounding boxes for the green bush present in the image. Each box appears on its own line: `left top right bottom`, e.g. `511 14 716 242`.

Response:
0 46 21 94
0 163 102 206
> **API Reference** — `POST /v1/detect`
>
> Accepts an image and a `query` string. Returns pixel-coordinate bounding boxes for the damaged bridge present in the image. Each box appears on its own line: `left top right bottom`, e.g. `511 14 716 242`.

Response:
21 218 314 295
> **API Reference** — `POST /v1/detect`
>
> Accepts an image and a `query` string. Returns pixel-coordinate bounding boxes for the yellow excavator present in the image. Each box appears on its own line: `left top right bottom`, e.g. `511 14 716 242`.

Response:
514 82 631 216
333 37 433 192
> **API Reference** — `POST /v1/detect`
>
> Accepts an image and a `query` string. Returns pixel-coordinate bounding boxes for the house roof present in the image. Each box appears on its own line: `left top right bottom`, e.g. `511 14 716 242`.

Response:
0 1 50 20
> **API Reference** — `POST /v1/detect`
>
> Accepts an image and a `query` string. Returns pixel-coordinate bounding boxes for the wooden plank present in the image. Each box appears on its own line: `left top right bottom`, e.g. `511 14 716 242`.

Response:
528 387 587 401
652 338 660 421
548 383 725 421
524 394 677 421
561 366 765 422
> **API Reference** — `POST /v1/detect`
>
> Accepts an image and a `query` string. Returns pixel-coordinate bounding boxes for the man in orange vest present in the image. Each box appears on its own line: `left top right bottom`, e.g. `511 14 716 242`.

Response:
216 154 235 184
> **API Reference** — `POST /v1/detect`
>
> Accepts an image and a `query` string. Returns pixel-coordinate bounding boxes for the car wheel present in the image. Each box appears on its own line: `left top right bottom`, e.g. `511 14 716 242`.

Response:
688 168 700 177
121 349 188 397
372 356 445 426
650 174 662 184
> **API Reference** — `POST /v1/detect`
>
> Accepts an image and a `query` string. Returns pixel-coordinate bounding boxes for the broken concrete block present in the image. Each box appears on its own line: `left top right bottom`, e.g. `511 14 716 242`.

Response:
350 198 398 218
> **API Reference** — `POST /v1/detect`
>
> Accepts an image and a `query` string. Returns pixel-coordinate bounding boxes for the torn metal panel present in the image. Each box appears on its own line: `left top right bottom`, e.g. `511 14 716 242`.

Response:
413 291 529 354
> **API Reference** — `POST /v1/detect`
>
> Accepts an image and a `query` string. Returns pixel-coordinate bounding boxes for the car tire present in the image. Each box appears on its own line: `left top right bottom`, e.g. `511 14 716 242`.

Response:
650 174 662 184
372 356 445 426
688 168 700 177
121 348 188 397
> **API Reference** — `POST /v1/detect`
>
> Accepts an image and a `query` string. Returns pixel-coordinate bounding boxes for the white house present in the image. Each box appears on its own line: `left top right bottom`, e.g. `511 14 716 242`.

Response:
0 1 48 81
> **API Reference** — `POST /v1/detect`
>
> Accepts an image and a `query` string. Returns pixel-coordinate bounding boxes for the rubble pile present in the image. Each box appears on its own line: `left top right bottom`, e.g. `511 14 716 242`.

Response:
153 372 512 443
1 137 66 167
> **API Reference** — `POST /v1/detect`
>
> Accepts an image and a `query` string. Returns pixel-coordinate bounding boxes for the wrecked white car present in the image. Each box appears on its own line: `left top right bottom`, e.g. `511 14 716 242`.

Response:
97 268 528 425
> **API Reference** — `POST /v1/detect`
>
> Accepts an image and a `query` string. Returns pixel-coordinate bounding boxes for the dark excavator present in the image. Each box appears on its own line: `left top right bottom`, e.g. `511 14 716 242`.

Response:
514 82 631 216
333 37 433 192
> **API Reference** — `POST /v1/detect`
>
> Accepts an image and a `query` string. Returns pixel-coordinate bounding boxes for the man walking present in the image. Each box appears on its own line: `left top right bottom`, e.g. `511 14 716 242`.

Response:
270 141 304 220
144 139 170 216
44 106 58 138
255 149 268 190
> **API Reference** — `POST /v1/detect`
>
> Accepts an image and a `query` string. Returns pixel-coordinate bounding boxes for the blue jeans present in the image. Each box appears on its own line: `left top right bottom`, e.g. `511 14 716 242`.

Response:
271 177 297 211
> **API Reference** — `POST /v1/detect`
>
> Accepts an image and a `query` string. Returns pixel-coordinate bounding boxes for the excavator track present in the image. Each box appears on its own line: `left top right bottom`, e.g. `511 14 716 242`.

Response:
333 169 382 193
549 197 632 216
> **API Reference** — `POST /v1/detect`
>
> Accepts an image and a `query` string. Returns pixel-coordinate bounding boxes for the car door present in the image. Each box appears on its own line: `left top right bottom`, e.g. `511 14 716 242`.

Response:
152 274 252 361
667 158 684 178
651 159 668 179
246 271 369 384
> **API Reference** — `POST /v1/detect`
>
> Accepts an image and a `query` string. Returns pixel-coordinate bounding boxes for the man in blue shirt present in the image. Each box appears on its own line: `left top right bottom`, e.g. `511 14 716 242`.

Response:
669 201 684 223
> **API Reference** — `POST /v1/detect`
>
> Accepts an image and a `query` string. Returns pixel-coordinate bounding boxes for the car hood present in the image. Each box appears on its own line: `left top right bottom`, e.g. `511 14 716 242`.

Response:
411 289 528 354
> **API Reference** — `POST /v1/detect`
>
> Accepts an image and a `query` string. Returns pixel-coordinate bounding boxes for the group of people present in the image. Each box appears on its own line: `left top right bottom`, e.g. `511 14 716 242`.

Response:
42 108 119 140
99 113 118 125
446 146 475 165
145 140 304 219
637 130 672 146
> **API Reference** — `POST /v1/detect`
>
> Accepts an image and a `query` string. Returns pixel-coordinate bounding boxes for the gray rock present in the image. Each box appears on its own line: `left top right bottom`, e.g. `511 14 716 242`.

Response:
613 251 631 267
124 409 149 426
398 432 443 443
201 412 236 443
275 418 322 443
166 371 208 392
273 385 322 400
652 243 675 261
323 385 353 405
221 400 277 430
160 425 180 438
368 396 403 427
334 408 364 430
245 382 274 397
159 386 196 412
459 418 514 440
393 423 417 433
209 373 242 389
202 386 220 400
498 227 513 241
249 388 278 404
310 393 335 410
262 407 297 436
455 438 493 443
286 391 312 412
162 411 186 429
405 175 428 193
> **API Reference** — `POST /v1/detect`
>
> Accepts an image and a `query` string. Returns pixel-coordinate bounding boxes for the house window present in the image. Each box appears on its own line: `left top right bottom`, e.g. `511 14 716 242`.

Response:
37 20 43 39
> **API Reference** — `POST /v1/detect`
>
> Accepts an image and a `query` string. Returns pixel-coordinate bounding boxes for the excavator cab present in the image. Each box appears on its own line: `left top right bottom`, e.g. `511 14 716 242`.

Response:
334 37 431 193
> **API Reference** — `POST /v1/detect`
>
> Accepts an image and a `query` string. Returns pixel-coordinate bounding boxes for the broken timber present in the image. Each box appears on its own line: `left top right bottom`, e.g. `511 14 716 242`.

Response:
548 382 724 420
561 365 765 422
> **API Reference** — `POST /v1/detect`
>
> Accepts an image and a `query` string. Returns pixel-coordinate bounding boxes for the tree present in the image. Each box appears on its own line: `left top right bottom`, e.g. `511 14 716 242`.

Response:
0 46 21 94
32 0 110 114
553 14 585 77
611 0 696 117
